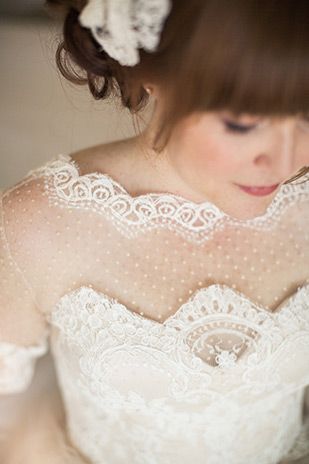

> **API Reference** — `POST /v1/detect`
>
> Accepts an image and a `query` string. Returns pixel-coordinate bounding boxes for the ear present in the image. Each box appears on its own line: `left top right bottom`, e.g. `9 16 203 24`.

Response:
144 85 153 95
144 84 153 95
143 83 160 98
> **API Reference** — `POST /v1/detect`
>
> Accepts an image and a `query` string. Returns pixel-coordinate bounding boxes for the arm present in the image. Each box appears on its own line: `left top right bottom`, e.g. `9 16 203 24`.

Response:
0 185 91 463
1 354 90 464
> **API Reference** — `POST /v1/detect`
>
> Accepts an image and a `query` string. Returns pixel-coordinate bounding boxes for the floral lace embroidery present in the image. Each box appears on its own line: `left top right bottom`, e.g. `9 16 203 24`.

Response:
13 153 309 462
49 283 309 399
47 284 309 464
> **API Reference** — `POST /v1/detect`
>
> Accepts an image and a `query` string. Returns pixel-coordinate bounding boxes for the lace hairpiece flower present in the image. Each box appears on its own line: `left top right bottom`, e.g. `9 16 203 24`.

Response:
78 0 172 66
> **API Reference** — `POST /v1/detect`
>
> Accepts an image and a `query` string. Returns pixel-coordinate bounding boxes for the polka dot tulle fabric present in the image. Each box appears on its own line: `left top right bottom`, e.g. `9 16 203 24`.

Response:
0 153 309 464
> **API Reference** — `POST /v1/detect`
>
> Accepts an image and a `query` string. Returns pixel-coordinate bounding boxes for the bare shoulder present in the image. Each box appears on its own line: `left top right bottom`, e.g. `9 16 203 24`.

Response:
69 141 117 173
70 137 140 178
69 136 159 194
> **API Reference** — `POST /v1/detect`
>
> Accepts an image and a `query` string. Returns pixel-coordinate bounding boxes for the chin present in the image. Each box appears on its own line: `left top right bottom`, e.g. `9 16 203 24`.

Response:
219 192 273 221
218 183 278 220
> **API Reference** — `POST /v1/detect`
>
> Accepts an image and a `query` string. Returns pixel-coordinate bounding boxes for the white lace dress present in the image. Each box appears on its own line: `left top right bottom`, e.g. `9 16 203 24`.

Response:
0 153 309 464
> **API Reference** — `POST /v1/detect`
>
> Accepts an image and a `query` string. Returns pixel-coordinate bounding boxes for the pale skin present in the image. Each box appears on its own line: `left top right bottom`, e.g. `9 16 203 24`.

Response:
74 83 309 220
135 84 309 220
2 86 309 463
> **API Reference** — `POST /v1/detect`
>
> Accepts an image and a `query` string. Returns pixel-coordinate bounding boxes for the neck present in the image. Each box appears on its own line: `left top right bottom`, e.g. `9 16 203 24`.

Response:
133 130 211 204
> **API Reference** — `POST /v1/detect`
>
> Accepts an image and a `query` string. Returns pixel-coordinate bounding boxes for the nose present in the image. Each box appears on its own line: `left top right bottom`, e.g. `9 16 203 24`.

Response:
253 118 298 182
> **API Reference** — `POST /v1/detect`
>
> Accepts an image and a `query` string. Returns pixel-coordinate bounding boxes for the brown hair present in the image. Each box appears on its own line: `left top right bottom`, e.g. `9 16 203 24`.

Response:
45 0 309 182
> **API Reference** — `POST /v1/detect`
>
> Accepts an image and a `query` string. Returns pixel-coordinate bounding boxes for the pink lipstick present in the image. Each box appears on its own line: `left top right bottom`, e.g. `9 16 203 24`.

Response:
235 184 279 196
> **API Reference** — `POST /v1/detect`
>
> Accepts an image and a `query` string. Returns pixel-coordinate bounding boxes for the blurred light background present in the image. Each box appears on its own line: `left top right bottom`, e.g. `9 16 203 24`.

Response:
0 1 151 188
0 0 45 16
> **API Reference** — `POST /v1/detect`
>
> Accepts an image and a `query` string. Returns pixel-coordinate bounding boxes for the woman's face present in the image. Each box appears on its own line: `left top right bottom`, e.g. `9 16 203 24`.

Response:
160 110 309 220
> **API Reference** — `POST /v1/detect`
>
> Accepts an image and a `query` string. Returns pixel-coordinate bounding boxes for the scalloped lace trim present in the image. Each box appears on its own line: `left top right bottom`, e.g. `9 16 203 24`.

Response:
27 153 309 244
49 282 309 395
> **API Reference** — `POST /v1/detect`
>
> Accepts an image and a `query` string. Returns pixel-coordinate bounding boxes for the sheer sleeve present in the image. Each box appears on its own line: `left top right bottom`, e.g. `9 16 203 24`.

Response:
0 188 49 395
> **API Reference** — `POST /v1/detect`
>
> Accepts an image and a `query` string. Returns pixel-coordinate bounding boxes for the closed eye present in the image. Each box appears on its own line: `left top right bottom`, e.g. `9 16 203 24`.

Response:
223 119 257 134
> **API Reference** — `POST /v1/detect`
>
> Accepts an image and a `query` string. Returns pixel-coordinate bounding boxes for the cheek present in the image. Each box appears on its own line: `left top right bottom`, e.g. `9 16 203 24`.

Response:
188 132 243 178
172 114 252 181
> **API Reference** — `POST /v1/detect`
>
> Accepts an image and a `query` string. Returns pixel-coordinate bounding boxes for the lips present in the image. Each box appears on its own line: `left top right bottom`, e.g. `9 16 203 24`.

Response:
235 183 280 196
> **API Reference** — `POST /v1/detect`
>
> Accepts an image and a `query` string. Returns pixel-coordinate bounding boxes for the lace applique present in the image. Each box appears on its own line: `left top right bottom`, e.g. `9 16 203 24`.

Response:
49 283 309 399
18 153 309 463
28 153 309 245
47 284 309 464
63 381 302 464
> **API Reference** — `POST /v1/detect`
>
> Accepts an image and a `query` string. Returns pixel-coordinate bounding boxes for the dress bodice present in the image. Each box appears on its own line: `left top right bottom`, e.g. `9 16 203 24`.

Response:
0 153 309 463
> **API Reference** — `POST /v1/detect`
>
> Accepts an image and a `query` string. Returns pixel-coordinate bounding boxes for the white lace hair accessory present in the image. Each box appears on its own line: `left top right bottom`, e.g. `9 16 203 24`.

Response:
78 0 172 66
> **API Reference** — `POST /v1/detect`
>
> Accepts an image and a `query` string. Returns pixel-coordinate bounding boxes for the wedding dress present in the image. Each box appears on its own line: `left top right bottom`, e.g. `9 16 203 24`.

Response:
0 153 308 464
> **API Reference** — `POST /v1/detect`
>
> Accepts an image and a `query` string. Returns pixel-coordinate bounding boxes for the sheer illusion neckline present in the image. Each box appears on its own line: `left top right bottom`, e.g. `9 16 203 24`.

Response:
67 153 228 216
34 153 309 244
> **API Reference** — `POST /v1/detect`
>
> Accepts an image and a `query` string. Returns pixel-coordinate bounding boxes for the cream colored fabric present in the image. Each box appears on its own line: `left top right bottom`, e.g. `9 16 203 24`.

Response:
0 153 309 463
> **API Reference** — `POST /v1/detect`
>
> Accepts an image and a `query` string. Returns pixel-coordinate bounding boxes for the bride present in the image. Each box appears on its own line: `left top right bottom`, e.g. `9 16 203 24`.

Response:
1 1 309 463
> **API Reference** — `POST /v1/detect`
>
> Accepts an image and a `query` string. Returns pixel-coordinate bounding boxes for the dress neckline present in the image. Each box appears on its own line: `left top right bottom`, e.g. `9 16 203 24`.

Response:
65 153 309 223
51 281 309 328
33 153 309 243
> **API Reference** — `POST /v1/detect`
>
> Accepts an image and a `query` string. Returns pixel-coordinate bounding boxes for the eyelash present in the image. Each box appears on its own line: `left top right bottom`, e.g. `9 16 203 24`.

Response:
223 114 309 134
223 120 256 134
